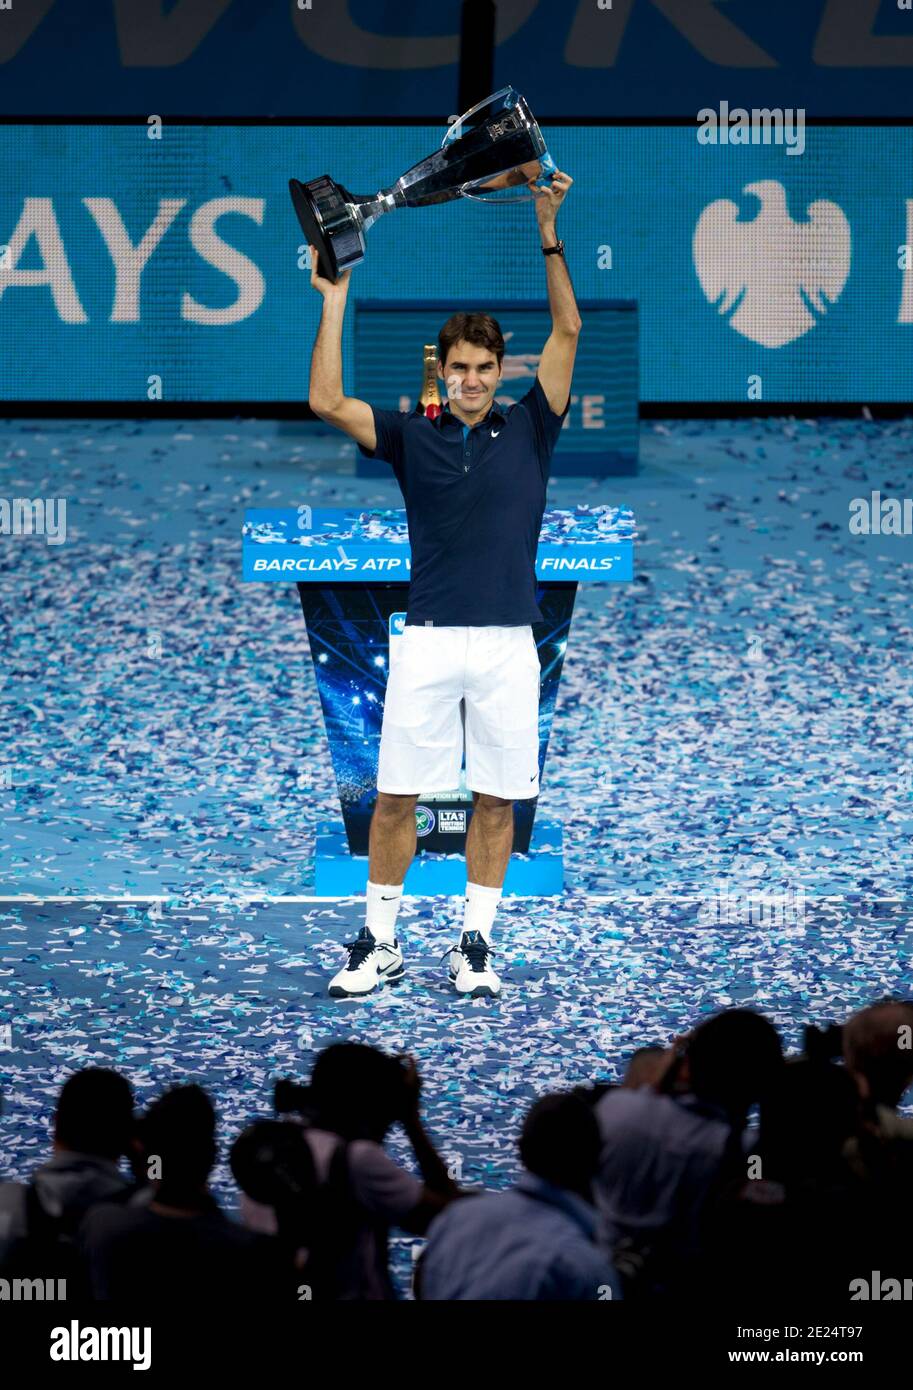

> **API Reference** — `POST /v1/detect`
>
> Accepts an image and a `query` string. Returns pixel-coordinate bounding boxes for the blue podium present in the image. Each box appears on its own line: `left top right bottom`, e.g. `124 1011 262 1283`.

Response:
243 506 634 895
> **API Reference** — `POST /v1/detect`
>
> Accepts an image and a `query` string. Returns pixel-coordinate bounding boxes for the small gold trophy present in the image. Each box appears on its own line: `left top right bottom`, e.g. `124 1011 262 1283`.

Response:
418 345 443 419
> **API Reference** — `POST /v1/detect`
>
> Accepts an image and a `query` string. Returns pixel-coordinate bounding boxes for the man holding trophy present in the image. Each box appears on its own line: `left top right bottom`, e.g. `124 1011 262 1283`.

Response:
301 90 581 1000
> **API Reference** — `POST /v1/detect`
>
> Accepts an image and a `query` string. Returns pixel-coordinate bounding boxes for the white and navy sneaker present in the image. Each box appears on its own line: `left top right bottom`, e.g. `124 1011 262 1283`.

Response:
444 930 501 999
328 927 404 998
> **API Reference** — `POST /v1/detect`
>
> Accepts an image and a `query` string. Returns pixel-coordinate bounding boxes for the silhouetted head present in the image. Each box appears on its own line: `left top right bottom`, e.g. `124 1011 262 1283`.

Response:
53 1067 134 1161
622 1045 667 1090
139 1084 217 1202
760 1057 860 1184
686 1009 784 1118
518 1091 602 1197
309 1043 408 1141
843 999 913 1109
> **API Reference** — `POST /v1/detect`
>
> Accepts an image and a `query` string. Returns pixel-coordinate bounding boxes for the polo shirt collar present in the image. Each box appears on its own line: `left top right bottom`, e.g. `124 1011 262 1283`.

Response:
515 1172 598 1240
437 399 507 429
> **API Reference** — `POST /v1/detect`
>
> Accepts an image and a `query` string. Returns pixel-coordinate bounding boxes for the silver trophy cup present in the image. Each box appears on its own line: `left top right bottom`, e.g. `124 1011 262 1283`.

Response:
290 86 557 283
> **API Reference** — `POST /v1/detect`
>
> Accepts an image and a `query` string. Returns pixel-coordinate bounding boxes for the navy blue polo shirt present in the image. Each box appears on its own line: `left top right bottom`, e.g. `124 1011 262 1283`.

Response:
357 375 570 627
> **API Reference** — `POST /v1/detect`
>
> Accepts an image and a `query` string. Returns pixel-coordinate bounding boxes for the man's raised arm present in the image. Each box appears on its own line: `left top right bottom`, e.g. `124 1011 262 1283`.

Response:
527 168 581 417
306 245 376 452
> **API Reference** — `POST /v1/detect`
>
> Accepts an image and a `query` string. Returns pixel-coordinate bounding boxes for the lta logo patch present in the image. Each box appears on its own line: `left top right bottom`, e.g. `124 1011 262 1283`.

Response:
415 805 435 836
693 180 851 347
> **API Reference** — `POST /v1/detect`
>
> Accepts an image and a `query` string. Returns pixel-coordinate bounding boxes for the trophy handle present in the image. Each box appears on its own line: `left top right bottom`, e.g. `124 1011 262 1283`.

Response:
458 150 559 204
460 184 542 204
460 187 538 204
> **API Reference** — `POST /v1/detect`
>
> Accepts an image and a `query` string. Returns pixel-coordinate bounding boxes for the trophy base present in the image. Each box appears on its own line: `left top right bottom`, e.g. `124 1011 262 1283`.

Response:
289 176 365 285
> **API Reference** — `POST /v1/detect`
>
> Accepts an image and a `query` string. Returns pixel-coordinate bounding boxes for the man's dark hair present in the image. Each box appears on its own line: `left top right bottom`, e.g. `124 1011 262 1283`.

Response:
54 1067 134 1160
139 1084 217 1197
686 1009 783 1116
518 1091 602 1191
438 312 505 372
309 1043 407 1140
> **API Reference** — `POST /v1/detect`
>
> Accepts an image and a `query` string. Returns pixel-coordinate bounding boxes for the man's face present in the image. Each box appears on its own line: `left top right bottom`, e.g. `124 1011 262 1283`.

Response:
439 340 502 418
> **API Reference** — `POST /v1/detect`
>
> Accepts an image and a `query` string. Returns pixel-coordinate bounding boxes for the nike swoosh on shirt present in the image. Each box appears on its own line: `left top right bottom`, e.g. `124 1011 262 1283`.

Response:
491 430 501 437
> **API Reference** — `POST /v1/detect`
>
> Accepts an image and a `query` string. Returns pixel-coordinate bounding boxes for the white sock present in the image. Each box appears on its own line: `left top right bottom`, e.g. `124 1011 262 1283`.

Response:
365 880 403 944
462 881 502 944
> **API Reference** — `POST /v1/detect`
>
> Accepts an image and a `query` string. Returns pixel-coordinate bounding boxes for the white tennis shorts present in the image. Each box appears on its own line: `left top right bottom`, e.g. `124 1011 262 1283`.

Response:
377 624 541 801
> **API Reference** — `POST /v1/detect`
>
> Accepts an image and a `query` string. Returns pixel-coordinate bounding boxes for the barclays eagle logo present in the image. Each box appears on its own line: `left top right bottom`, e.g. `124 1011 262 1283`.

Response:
693 180 851 348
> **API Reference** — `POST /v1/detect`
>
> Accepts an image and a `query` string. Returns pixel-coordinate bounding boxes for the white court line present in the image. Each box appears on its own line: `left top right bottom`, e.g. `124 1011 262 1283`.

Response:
0 895 348 903
0 895 907 905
